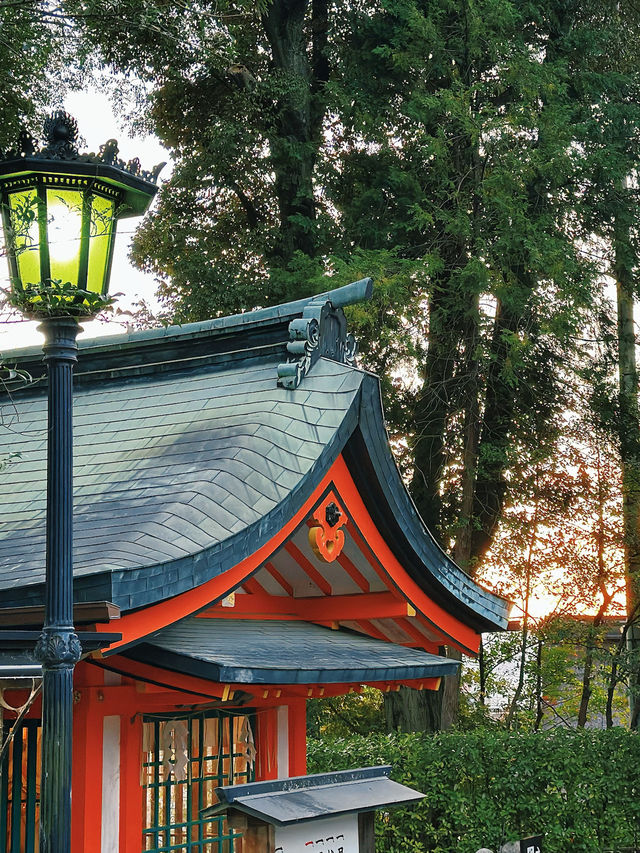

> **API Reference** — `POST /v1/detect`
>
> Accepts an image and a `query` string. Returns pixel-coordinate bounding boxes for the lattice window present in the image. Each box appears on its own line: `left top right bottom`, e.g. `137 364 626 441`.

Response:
142 711 255 853
0 719 41 853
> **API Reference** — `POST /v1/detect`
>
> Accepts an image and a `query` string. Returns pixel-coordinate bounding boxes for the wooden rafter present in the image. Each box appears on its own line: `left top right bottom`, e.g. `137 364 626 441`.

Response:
284 541 332 596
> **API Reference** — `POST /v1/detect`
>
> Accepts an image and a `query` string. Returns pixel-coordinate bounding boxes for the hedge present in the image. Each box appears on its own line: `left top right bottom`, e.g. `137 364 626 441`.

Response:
307 729 640 853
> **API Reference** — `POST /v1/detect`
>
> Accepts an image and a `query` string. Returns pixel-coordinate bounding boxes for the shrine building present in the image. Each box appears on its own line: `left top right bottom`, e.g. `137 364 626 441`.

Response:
0 277 508 853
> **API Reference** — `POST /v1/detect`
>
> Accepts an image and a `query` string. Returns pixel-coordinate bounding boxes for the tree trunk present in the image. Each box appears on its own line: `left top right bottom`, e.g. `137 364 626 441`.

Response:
408 0 484 731
453 295 481 572
468 3 572 566
440 647 463 729
577 606 609 728
411 283 463 537
534 636 543 730
578 445 614 727
605 641 619 729
605 615 634 729
506 484 538 729
470 296 523 561
614 179 640 728
261 0 329 264
384 682 444 732
411 1 482 544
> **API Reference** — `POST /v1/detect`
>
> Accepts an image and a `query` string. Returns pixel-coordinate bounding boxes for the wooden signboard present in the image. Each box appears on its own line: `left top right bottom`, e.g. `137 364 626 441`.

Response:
275 814 359 852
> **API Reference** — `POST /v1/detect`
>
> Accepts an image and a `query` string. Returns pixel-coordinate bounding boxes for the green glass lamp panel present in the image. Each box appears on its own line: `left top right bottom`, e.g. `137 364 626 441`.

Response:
8 189 41 286
86 194 115 295
46 188 82 287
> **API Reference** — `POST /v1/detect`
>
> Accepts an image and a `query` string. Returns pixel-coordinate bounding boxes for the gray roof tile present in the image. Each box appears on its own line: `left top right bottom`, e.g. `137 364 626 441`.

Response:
0 353 361 594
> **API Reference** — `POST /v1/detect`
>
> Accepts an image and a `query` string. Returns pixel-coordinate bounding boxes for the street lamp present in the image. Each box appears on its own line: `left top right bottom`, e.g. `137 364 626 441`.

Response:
0 110 161 853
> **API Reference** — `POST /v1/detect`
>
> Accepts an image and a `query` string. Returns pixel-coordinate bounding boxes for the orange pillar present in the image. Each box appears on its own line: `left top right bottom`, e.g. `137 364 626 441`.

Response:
71 688 103 853
288 699 307 777
120 714 143 853
256 709 278 780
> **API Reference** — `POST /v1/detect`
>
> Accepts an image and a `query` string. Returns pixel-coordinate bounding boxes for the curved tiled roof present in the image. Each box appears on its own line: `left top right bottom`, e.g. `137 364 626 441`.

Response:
0 354 363 608
0 280 509 630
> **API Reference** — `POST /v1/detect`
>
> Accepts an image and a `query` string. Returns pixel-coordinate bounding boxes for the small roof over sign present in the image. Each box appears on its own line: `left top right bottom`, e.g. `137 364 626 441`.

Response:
202 766 424 826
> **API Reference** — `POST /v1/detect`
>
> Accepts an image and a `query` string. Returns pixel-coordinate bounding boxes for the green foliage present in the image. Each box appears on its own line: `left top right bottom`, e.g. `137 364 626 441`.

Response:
308 730 640 852
307 687 385 738
5 279 118 318
0 1 78 147
66 1 640 728
68 0 640 564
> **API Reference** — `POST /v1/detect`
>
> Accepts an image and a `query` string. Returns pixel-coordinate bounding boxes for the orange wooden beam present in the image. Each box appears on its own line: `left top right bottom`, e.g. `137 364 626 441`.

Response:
243 676 443 701
304 592 411 622
264 562 294 596
336 551 371 593
88 657 231 700
288 699 307 777
242 575 265 595
199 591 411 622
75 684 233 716
72 686 103 853
257 708 278 781
375 677 442 692
120 715 143 853
355 619 390 642
399 617 442 653
198 589 291 618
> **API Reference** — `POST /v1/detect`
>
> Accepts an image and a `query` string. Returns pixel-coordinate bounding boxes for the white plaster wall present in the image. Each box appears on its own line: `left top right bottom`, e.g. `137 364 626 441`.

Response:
277 705 289 779
101 715 121 853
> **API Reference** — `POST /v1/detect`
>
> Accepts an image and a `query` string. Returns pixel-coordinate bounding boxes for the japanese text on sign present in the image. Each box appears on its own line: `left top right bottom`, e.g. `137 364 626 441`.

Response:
274 815 358 853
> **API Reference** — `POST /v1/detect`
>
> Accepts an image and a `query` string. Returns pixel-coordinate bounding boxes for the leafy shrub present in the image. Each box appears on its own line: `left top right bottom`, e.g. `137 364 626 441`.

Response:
307 729 640 852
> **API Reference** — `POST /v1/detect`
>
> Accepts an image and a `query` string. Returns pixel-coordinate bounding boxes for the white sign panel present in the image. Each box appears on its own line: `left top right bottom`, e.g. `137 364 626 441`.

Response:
274 814 359 853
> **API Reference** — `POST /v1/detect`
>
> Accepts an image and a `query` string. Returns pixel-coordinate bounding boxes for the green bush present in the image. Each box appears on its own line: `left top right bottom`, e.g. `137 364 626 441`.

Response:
307 729 640 853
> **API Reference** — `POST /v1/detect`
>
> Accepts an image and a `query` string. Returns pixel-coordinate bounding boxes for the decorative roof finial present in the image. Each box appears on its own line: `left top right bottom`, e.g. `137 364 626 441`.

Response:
0 111 165 184
42 110 79 159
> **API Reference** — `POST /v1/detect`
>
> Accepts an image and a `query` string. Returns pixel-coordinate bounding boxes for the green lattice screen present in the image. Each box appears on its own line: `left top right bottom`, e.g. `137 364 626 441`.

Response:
142 710 255 853
0 719 40 853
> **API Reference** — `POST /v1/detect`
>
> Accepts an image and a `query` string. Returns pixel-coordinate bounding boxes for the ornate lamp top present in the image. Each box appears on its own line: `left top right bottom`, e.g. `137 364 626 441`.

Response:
0 110 165 184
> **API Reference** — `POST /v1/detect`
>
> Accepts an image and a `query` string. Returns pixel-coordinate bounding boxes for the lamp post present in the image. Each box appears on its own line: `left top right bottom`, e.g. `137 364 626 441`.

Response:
0 111 161 853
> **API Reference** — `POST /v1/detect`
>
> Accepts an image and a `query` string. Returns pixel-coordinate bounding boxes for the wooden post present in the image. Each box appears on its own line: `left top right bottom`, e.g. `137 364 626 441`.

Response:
227 813 275 853
358 812 375 853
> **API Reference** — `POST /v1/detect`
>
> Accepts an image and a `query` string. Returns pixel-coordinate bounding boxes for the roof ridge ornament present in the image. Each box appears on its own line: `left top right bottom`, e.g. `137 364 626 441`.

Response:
277 277 372 389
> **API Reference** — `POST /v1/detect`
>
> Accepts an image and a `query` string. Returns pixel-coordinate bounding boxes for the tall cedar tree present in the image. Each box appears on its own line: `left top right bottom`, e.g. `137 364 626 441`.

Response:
68 0 640 727
577 0 640 726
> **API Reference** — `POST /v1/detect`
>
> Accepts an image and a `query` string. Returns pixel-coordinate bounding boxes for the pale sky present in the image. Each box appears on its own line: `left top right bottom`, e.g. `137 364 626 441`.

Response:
0 87 171 355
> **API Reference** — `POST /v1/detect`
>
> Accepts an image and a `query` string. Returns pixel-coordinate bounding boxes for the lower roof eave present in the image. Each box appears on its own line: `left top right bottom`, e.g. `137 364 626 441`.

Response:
124 647 459 685
123 618 460 686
